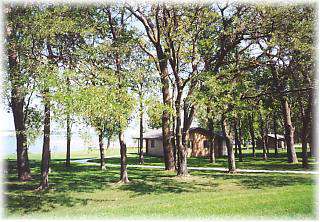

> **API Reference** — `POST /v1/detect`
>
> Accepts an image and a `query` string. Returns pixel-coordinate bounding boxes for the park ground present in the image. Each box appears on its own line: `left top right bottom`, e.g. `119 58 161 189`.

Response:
3 147 318 219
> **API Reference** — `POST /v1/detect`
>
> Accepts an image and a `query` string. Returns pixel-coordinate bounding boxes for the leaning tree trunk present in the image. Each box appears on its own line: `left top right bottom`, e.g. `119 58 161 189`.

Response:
249 113 256 157
221 115 236 173
65 114 71 167
119 131 129 183
8 34 31 181
273 114 279 157
175 90 188 176
139 93 144 164
281 97 298 163
259 113 268 160
99 129 106 170
37 92 51 190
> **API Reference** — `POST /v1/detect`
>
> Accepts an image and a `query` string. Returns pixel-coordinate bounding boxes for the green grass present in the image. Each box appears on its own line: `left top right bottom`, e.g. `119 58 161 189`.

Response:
4 156 317 219
86 146 317 172
5 147 138 160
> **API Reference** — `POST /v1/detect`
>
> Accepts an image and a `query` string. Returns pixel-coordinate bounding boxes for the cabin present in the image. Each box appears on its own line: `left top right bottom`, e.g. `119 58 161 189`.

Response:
257 133 285 149
134 127 227 158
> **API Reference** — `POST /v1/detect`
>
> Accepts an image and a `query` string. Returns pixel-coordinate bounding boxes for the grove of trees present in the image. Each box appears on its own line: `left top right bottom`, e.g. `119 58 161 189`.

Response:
4 2 316 189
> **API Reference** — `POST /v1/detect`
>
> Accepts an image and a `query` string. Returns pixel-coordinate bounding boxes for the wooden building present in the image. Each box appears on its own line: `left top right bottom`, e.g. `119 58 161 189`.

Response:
257 133 285 149
134 127 227 158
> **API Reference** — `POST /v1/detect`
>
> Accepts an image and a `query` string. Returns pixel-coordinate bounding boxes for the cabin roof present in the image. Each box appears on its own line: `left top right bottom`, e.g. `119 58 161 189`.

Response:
267 133 285 140
133 127 225 139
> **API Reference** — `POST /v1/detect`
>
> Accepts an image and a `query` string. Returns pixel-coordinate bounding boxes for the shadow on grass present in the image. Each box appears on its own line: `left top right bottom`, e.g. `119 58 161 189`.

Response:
193 170 315 190
86 149 317 172
4 153 316 216
88 155 164 166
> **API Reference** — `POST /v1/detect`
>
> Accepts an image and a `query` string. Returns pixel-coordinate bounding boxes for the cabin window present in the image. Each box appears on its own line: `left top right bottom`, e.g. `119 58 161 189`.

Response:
150 139 155 148
203 140 209 149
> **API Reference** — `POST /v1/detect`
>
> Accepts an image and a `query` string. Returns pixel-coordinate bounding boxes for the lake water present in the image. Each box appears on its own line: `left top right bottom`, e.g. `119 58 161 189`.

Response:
1 132 137 155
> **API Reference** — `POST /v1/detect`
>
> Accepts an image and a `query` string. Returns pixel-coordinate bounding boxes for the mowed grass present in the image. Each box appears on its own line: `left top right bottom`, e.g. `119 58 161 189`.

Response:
5 147 138 161
87 146 318 172
4 156 317 219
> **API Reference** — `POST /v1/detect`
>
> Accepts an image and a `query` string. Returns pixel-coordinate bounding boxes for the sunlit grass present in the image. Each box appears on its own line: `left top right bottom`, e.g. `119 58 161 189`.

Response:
4 157 317 219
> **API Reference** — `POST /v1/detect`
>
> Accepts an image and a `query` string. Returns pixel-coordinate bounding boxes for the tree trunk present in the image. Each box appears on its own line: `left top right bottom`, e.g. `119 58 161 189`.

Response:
299 101 309 168
281 97 298 163
259 113 268 160
119 131 129 183
238 119 243 162
221 115 236 173
176 90 188 176
302 71 314 158
172 115 177 170
99 129 106 170
157 47 175 171
128 9 175 170
249 113 256 157
66 114 71 167
273 114 279 157
37 93 51 190
208 116 215 163
182 97 195 153
106 11 132 180
107 135 111 149
8 34 31 181
265 118 270 155
139 94 144 164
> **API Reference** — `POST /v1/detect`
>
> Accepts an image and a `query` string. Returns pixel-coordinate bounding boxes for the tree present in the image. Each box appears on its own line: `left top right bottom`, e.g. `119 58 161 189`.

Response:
252 5 316 163
5 6 33 181
127 4 175 171
129 55 158 164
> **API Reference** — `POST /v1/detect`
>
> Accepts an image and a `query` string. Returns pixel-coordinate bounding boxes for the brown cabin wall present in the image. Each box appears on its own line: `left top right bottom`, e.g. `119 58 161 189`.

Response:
144 129 227 158
189 133 209 157
257 137 285 149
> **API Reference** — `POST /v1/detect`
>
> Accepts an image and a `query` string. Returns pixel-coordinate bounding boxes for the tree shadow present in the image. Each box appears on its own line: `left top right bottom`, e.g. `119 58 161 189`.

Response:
4 156 316 217
193 170 315 190
118 169 219 197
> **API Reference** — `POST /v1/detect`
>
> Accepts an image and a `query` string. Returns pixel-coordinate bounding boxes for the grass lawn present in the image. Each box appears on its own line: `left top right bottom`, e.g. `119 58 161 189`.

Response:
4 152 317 219
5 147 138 161
86 146 318 172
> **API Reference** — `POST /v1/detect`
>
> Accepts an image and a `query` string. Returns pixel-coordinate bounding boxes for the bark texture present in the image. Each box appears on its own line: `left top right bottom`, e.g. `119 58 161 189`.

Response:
66 115 71 167
208 116 215 163
273 114 279 156
119 132 129 183
7 18 31 181
175 90 188 176
221 115 236 173
281 97 298 163
139 95 144 164
37 93 51 190
99 130 106 170
259 113 268 160
249 113 256 157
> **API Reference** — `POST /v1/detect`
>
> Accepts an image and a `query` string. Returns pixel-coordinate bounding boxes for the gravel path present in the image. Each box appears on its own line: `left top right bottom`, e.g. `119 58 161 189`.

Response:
71 158 318 175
